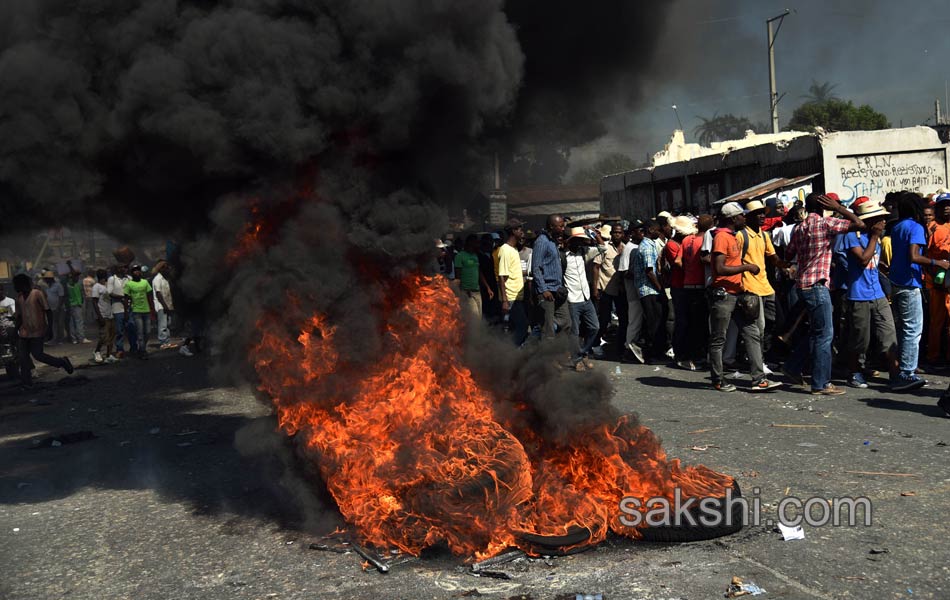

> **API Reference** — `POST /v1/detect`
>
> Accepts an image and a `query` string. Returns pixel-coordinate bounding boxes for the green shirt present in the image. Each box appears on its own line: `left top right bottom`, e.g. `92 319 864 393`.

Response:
453 250 480 291
123 279 153 313
66 281 84 307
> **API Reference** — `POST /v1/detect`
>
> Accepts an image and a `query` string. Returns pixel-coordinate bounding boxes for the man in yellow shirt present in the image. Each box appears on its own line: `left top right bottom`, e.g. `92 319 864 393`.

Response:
737 200 787 363
496 219 528 346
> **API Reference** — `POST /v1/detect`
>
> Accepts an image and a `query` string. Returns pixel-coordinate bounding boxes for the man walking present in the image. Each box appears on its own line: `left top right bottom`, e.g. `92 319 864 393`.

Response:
152 260 175 349
736 200 784 365
65 268 88 344
107 264 130 357
841 199 902 389
784 193 865 395
496 219 529 346
531 214 571 340
563 226 600 370
889 192 948 390
453 234 492 319
632 220 667 362
12 273 73 387
91 269 117 363
124 265 155 359
708 202 780 392
620 220 646 363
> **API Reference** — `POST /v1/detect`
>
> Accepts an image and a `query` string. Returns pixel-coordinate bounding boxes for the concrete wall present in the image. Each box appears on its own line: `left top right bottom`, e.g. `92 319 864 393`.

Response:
820 127 950 204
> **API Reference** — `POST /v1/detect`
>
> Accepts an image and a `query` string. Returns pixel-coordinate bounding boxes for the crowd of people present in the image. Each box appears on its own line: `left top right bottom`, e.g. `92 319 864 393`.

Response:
441 189 950 417
0 258 204 390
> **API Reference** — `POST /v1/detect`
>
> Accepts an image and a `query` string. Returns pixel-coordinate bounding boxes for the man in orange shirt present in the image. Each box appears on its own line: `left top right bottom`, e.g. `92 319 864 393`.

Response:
926 193 950 364
709 202 781 392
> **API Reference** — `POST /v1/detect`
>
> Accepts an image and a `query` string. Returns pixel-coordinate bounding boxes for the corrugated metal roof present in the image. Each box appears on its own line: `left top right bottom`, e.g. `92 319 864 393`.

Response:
505 184 599 206
509 200 600 216
714 173 820 205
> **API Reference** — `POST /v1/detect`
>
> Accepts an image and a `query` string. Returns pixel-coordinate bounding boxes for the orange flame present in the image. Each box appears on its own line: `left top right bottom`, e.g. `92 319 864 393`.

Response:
253 275 732 559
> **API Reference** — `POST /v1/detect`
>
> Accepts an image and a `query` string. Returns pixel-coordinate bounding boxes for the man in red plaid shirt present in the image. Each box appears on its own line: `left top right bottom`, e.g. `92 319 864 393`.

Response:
783 192 865 395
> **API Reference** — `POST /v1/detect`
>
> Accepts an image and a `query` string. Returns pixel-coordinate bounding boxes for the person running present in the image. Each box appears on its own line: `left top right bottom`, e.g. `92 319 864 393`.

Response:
123 265 155 359
12 273 73 387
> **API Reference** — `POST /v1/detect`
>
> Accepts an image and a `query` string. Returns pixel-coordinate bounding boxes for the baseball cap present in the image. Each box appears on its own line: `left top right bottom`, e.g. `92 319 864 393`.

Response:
720 202 744 218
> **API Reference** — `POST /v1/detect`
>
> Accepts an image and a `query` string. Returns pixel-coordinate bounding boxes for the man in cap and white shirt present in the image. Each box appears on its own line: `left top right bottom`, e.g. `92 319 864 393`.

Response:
563 226 600 370
708 202 781 392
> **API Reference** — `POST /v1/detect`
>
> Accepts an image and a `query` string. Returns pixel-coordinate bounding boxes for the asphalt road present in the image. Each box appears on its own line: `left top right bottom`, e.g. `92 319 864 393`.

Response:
1 342 948 600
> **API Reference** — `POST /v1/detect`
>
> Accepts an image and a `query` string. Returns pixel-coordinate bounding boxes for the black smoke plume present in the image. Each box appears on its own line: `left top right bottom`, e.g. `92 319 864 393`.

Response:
1 1 674 528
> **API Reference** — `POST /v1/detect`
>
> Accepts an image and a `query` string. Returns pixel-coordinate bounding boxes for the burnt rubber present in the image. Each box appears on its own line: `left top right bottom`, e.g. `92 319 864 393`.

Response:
638 480 744 543
514 525 592 556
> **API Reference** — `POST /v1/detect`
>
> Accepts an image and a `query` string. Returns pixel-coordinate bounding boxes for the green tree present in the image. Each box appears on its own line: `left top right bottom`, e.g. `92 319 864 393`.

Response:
693 113 768 147
787 99 890 132
569 152 639 184
801 80 839 104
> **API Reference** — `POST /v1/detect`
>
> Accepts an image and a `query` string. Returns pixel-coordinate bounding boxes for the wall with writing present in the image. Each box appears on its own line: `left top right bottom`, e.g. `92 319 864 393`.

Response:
820 127 950 205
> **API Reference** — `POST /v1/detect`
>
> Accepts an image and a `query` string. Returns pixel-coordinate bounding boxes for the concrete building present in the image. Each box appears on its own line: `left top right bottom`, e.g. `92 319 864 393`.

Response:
601 126 950 218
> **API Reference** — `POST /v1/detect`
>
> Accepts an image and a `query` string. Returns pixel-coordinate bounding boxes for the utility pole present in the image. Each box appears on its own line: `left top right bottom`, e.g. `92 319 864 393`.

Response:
767 9 790 134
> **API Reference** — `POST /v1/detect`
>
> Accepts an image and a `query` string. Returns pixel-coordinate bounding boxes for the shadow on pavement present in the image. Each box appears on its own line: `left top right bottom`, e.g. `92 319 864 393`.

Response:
856 395 949 419
636 375 711 391
0 350 340 534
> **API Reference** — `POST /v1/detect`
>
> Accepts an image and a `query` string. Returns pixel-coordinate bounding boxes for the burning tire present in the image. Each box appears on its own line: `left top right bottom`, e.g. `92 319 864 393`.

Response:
638 481 744 543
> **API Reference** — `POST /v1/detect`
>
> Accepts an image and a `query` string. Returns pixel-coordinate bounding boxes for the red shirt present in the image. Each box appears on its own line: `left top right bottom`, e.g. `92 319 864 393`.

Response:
712 229 743 295
788 212 851 288
763 216 783 232
682 234 705 286
663 239 684 288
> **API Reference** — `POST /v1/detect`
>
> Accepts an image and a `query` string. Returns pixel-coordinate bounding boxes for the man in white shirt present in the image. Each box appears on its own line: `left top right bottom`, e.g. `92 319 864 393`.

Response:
91 270 117 363
152 261 175 349
619 220 645 363
564 227 600 370
107 264 131 357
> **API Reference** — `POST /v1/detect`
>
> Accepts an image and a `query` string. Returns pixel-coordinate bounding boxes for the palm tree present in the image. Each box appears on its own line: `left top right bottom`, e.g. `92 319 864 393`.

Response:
693 113 761 146
801 80 839 104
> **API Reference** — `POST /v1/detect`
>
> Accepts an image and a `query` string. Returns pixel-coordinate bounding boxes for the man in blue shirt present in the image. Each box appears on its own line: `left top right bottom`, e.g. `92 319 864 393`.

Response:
531 214 571 339
842 199 900 389
889 192 950 391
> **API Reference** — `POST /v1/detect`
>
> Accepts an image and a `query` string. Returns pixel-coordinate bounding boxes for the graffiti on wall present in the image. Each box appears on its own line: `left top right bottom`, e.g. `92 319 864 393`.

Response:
838 151 947 203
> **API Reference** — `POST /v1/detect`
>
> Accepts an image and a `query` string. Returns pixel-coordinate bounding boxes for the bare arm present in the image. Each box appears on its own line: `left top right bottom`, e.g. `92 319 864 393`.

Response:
850 233 879 267
911 244 950 269
713 253 758 277
155 292 170 312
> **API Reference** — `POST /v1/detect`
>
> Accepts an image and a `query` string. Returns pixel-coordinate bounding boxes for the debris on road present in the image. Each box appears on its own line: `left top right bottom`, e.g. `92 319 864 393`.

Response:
31 431 97 448
725 576 766 597
900 491 916 496
352 542 389 573
770 424 827 429
740 470 760 477
689 427 725 434
308 542 350 554
471 549 525 572
777 523 805 541
469 570 511 580
868 548 890 555
843 471 920 478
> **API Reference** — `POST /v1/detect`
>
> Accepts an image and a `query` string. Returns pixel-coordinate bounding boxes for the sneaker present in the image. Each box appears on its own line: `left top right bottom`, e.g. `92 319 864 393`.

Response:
752 378 782 391
676 360 697 371
891 374 927 392
811 384 845 396
94 351 103 364
81 338 92 344
665 347 675 359
180 345 194 357
714 381 737 392
847 373 868 389
781 366 806 387
625 342 644 364
938 393 950 417
62 357 74 375
763 364 774 375
105 355 119 363
72 340 79 345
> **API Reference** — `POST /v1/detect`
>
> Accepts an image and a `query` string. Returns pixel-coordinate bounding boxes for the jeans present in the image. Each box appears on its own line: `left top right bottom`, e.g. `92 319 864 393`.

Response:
785 285 834 391
892 285 924 377
569 299 600 361
157 310 173 344
596 292 626 348
114 311 127 352
508 300 529 347
132 312 150 353
709 293 764 384
68 305 84 342
539 296 571 339
640 293 668 359
18 337 67 386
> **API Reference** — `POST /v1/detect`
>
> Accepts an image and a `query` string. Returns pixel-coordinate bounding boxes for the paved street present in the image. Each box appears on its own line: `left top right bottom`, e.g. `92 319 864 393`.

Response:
1 344 948 599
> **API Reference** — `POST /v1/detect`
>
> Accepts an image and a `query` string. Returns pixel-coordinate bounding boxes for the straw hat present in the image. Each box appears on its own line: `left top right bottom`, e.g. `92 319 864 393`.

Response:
744 199 767 214
671 215 698 237
852 196 889 220
568 226 591 241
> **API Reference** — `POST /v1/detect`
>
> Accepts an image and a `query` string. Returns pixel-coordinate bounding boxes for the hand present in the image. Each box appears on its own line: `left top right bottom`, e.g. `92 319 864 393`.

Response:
937 259 950 270
592 289 601 301
542 291 554 302
501 300 510 314
870 220 886 236
816 194 844 213
746 264 761 276
486 288 495 301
